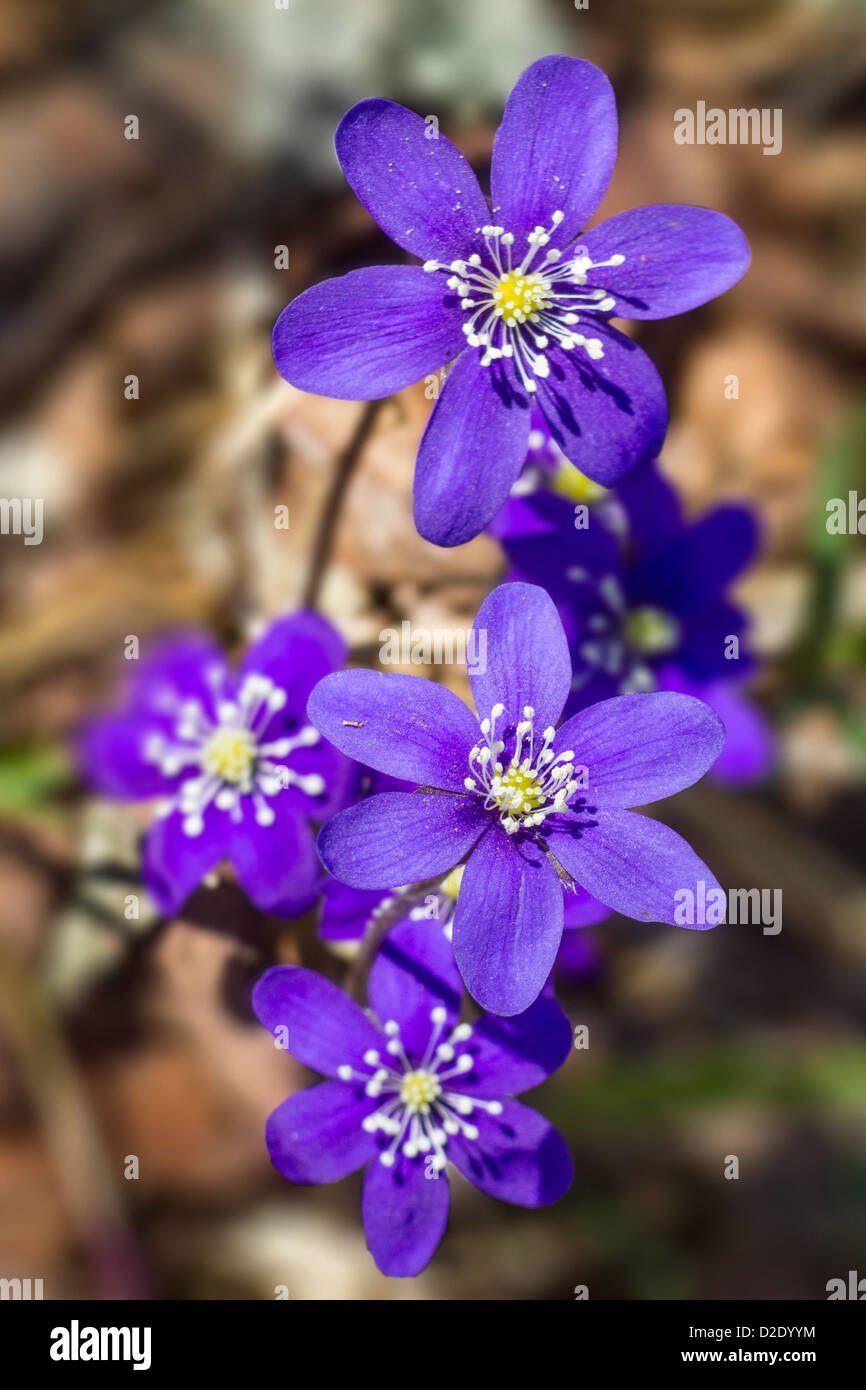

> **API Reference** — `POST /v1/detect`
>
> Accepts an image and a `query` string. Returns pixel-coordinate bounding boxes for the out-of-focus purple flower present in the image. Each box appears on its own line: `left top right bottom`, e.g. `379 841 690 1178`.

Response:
490 406 629 541
659 667 774 784
498 463 773 782
253 918 574 1278
308 581 726 1016
79 614 352 918
272 55 749 547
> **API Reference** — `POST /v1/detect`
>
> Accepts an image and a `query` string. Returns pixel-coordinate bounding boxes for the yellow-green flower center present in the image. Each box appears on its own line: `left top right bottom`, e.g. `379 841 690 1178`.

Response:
624 606 680 655
466 703 581 835
493 270 550 326
495 762 546 813
399 1069 442 1113
424 216 625 395
201 727 257 785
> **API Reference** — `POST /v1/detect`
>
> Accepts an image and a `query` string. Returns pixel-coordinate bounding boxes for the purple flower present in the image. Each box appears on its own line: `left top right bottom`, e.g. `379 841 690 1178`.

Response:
253 918 574 1277
498 462 774 781
79 613 352 918
272 55 749 548
307 581 726 1015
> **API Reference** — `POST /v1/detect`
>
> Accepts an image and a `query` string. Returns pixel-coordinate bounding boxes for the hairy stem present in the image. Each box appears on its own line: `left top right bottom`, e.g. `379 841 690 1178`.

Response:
345 877 445 1003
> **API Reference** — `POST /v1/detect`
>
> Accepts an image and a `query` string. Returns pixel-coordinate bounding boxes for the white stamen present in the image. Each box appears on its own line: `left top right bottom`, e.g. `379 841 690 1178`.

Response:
425 210 626 392
150 670 327 839
336 1013 500 1173
466 705 585 835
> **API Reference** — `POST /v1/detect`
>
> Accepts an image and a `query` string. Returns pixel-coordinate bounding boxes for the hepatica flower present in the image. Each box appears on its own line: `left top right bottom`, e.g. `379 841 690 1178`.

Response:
272 55 749 547
499 463 773 781
308 582 726 1015
79 614 351 918
253 918 573 1277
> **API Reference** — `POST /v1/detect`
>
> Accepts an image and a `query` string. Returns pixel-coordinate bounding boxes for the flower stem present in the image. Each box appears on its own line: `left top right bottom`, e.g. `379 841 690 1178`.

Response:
345 877 444 1002
302 397 385 610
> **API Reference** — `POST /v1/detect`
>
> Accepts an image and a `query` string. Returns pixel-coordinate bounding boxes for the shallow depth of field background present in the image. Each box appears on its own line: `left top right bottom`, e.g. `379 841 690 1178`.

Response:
0 0 864 1299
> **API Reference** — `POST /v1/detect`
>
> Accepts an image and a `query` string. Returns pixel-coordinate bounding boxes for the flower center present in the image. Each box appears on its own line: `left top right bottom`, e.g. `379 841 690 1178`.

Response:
571 576 675 695
144 670 324 837
497 762 545 811
400 1069 442 1112
337 1009 504 1171
465 703 584 835
623 606 680 655
423 213 625 396
201 727 256 786
494 270 550 324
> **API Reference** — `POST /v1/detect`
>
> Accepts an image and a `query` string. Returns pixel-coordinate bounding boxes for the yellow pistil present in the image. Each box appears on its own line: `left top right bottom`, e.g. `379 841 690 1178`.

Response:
201 727 256 786
497 762 545 813
400 1069 442 1114
494 271 549 326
